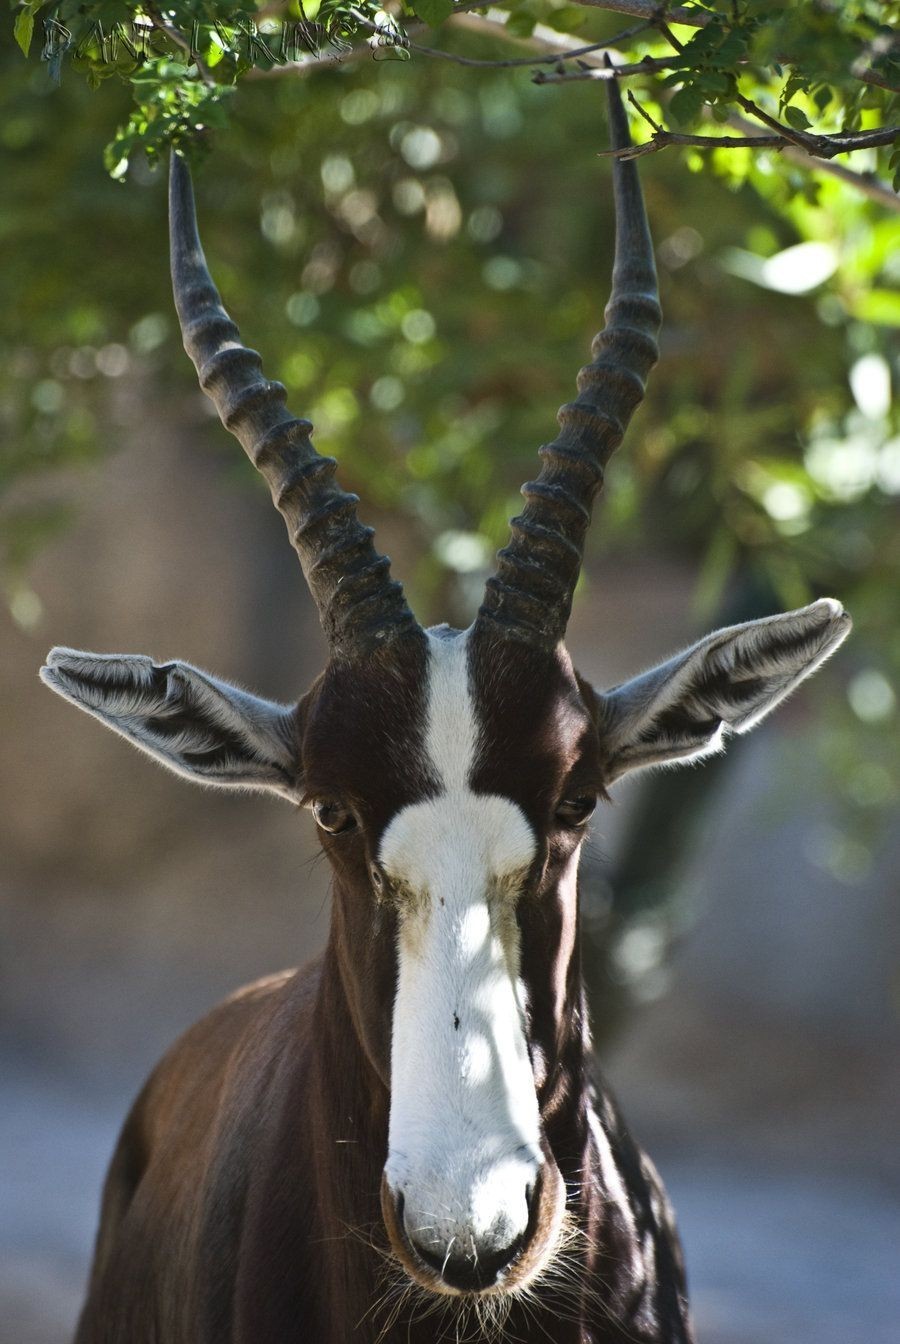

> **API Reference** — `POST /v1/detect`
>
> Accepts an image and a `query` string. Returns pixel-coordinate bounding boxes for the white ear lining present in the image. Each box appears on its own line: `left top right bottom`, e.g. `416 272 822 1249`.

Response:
41 647 302 802
597 599 851 783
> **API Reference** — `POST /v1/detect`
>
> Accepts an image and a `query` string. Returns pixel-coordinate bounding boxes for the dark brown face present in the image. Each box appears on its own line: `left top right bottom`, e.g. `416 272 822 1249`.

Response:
299 624 602 1297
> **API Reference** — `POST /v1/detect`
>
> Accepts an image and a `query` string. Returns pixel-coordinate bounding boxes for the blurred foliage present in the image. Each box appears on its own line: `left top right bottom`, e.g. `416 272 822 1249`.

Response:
7 2 900 183
1 9 898 880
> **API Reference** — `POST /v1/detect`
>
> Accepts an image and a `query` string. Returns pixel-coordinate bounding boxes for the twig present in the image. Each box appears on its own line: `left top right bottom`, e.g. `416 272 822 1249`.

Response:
529 36 900 164
726 113 900 212
564 0 899 91
735 93 818 153
372 20 653 71
245 0 496 79
247 1 898 97
736 93 900 161
626 89 662 134
562 0 709 25
533 54 680 84
598 122 900 162
597 128 788 158
858 66 900 94
654 19 685 55
242 1 900 207
466 12 900 208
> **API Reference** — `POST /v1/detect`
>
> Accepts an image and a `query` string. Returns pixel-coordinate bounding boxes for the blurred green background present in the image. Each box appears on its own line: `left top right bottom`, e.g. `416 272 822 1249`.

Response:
2 16 899 1344
4 15 899 852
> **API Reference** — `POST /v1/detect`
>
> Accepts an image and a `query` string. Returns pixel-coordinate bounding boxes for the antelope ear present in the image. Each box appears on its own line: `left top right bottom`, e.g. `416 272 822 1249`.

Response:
596 599 851 784
40 648 302 802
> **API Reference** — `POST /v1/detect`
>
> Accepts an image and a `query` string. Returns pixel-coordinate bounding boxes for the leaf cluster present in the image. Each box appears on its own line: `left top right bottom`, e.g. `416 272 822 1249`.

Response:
10 2 900 182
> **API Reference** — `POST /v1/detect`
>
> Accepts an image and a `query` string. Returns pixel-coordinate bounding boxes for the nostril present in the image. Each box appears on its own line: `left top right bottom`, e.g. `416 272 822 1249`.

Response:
406 1232 448 1275
406 1230 526 1292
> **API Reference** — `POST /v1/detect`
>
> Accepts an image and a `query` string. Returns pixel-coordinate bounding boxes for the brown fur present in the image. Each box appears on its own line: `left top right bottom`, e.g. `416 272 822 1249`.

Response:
76 941 692 1344
73 635 694 1343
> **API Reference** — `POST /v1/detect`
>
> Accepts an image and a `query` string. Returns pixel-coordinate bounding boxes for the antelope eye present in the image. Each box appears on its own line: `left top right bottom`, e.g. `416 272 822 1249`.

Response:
312 798 356 834
555 795 597 829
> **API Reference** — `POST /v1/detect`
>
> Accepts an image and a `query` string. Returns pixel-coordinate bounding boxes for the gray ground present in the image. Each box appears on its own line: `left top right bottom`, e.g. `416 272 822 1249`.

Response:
4 1050 898 1344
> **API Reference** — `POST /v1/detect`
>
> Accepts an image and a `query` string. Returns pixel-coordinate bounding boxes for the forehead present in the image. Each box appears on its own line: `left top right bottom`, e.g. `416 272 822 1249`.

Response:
302 625 598 836
467 624 599 827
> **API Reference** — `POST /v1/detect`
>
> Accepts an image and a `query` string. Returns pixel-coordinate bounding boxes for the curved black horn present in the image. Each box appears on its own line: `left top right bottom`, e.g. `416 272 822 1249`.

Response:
476 71 661 650
168 153 420 660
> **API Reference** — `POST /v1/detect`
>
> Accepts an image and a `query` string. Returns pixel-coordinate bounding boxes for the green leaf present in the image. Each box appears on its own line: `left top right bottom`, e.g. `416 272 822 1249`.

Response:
504 10 536 38
681 27 720 64
696 71 732 96
784 106 812 131
715 29 749 66
781 73 806 109
542 6 586 33
13 8 35 57
413 0 452 26
659 69 693 88
670 84 706 127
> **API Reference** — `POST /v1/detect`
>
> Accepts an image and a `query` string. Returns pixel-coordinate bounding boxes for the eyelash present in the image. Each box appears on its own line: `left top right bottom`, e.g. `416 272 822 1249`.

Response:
311 798 357 834
555 795 597 829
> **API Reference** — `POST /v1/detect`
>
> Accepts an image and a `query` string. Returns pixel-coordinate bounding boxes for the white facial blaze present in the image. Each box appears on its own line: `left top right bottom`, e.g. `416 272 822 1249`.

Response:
381 629 542 1262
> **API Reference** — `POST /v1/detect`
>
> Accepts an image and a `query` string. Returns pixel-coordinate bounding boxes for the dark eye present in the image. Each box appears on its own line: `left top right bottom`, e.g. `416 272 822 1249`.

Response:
555 795 596 829
312 798 356 834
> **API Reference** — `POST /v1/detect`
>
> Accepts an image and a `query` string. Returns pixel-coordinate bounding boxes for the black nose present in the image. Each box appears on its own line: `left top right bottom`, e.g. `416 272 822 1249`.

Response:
407 1231 526 1292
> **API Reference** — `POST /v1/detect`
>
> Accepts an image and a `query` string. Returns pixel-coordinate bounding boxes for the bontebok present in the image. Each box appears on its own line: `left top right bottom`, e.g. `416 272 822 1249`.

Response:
42 79 850 1344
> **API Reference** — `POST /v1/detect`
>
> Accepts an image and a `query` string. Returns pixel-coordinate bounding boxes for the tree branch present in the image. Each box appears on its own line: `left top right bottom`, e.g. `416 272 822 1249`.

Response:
727 113 900 213
532 53 680 83
597 127 787 158
735 93 899 161
397 27 650 69
735 92 819 153
349 9 652 69
244 0 496 79
560 0 708 25
244 2 900 207
461 10 900 210
248 2 899 99
858 66 900 94
561 0 900 92
596 108 899 164
511 14 900 169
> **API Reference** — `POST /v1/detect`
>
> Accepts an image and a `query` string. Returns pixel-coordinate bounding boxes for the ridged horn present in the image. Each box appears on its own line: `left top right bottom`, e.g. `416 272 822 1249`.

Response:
168 153 421 660
475 70 661 650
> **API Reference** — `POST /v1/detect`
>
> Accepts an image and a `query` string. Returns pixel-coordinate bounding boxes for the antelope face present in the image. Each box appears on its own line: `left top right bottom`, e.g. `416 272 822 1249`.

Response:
378 632 593 1294
303 624 598 1295
296 594 850 1297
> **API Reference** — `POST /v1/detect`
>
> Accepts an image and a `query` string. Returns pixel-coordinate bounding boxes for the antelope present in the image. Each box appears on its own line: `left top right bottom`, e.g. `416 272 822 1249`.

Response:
41 79 850 1344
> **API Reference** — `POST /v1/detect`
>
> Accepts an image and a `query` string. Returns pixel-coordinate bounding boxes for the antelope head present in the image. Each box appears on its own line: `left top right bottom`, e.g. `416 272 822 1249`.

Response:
41 81 850 1300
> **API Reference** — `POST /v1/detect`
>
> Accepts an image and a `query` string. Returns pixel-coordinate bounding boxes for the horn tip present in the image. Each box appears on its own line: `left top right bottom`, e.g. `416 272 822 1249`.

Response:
603 56 632 154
